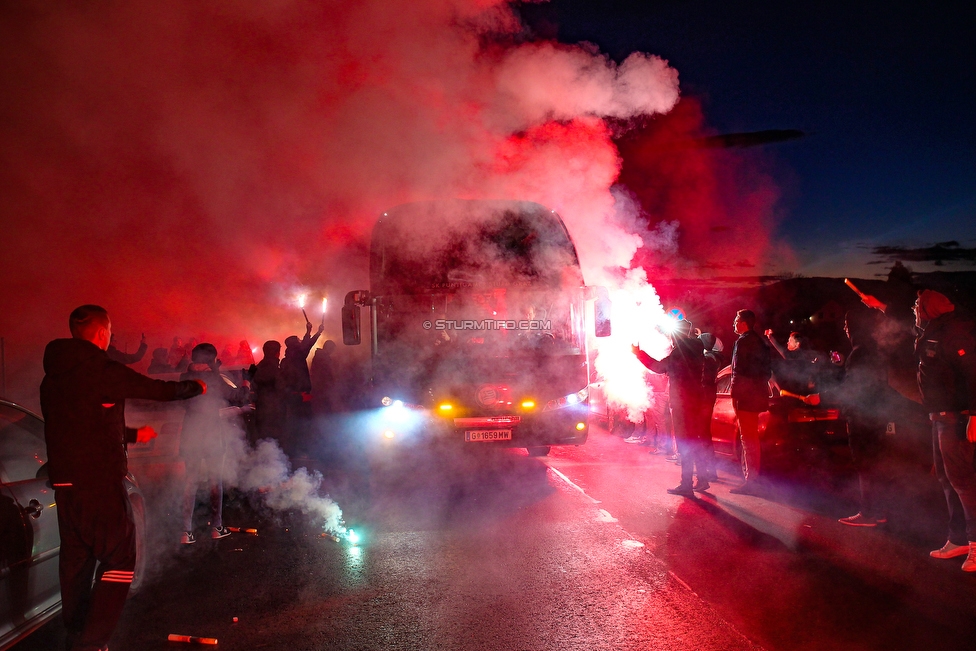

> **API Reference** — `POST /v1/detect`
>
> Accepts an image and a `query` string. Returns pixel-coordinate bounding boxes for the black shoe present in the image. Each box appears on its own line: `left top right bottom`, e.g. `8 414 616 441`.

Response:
667 484 695 497
693 480 711 492
211 526 232 539
729 483 762 496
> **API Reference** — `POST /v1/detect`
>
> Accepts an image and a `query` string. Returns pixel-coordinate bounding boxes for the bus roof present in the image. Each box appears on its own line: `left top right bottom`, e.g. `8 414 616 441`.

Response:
370 200 583 294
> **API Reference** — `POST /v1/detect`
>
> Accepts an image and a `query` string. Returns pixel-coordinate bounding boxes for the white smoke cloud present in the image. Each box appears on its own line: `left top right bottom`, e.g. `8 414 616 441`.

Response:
225 432 344 533
492 45 679 129
593 267 676 421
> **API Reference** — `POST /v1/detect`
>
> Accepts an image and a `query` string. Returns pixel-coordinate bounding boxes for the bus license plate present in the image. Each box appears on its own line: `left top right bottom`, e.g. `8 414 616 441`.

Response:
465 429 512 442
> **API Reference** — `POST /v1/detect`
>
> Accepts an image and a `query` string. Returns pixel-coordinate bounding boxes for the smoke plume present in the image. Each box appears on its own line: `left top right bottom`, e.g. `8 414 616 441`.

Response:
0 0 687 407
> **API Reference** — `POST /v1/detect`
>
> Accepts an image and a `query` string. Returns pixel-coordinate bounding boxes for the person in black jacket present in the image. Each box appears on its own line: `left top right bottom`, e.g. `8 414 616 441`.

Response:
860 288 976 570
106 333 148 366
633 319 707 496
40 305 205 651
179 344 250 544
281 321 324 456
729 309 772 495
798 309 890 526
251 340 284 443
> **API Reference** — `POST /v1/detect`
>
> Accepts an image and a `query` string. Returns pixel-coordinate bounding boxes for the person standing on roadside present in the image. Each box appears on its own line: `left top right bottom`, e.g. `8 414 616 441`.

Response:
251 340 284 443
41 305 205 651
633 319 707 496
281 321 324 456
860 288 976 570
729 309 772 495
698 332 724 483
179 343 250 544
763 329 822 395
794 309 890 526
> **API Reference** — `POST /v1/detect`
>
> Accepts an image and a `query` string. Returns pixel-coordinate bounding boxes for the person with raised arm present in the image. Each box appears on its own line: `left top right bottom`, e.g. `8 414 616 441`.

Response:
856 284 976 571
41 305 205 651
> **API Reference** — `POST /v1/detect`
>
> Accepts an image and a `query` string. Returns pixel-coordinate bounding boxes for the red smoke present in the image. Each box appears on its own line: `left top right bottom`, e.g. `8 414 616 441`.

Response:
617 97 790 277
0 1 784 409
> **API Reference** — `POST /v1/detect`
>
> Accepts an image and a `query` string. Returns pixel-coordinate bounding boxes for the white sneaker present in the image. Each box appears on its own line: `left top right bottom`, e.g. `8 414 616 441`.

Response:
930 540 969 559
962 543 976 572
623 436 645 444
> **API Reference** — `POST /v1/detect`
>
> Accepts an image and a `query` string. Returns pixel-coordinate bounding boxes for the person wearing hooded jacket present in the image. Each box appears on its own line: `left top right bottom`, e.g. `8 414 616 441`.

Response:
179 343 250 544
280 321 324 456
798 308 890 526
251 340 284 443
633 319 708 496
729 309 772 495
860 288 976 571
40 305 205 651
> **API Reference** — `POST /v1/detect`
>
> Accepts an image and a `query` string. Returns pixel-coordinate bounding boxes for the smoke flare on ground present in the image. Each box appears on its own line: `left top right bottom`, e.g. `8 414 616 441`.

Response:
227 437 344 533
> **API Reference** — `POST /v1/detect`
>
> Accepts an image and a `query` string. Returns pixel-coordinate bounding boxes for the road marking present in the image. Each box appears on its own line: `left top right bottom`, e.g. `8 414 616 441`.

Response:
547 466 601 504
596 508 618 522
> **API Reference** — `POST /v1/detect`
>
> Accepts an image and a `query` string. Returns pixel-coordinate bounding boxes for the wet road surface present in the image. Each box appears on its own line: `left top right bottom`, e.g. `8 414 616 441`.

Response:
12 423 976 650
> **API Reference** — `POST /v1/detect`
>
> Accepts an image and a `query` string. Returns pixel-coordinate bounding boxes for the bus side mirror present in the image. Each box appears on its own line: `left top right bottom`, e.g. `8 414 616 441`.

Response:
342 305 361 345
594 297 611 337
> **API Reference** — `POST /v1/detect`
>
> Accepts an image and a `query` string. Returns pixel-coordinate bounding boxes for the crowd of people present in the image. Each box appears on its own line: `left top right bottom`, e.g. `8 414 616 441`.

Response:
34 278 976 650
626 285 976 574
37 307 360 651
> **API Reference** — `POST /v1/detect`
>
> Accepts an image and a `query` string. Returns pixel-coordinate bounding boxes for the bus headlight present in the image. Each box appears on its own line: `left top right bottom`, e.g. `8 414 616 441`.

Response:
543 388 589 412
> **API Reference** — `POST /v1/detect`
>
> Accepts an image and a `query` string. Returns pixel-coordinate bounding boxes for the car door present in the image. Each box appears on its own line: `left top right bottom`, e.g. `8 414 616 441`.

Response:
0 404 60 648
710 367 738 455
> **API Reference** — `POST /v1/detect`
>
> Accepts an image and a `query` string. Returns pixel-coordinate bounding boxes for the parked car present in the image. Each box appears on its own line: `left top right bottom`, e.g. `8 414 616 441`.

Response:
709 366 929 477
0 400 146 651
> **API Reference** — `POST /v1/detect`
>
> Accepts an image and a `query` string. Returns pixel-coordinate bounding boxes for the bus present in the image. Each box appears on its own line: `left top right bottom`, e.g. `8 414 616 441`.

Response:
341 200 610 456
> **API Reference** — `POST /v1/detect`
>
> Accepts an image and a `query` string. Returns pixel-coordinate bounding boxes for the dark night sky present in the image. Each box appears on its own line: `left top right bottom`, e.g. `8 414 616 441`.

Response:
522 0 976 276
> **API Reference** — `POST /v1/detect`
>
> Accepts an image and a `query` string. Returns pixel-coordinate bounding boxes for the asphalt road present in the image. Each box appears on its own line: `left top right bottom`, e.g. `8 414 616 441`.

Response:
12 423 976 651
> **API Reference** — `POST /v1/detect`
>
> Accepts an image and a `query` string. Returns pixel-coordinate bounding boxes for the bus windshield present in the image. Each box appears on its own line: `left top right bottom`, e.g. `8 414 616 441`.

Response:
375 288 583 362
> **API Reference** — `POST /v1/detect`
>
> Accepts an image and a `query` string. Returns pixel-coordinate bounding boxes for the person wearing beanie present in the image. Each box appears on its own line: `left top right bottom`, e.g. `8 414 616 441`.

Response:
633 319 708 496
860 286 976 570
911 290 976 570
915 289 955 323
